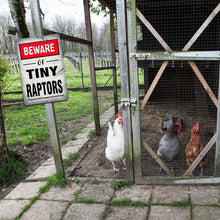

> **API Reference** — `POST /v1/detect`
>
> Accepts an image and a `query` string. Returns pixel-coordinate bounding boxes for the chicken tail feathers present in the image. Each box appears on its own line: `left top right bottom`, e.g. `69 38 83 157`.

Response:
108 121 113 136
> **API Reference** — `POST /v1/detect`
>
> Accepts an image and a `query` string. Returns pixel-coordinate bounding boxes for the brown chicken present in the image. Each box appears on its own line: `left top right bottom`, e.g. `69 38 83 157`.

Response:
185 122 207 176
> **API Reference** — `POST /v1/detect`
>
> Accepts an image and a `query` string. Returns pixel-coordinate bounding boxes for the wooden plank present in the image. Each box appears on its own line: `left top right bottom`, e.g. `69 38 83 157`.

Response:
95 66 116 71
43 28 92 46
183 3 220 51
135 175 212 185
188 61 218 108
175 177 220 184
110 10 118 115
127 0 142 180
183 133 217 176
215 64 220 177
116 0 134 181
136 8 172 52
84 0 101 135
140 61 169 109
142 138 173 176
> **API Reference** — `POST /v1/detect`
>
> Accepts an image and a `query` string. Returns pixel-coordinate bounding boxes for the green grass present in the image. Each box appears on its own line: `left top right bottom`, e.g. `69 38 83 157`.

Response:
3 57 144 147
111 181 133 190
0 150 26 185
77 199 97 204
39 173 70 194
90 179 99 185
73 190 81 196
88 130 96 138
63 152 79 165
168 201 192 207
111 199 147 207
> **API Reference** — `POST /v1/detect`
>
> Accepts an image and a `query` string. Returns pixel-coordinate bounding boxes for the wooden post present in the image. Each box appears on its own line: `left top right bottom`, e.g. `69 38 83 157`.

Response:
83 0 101 135
29 0 65 176
126 0 142 182
80 52 84 88
110 10 118 115
215 64 220 177
116 0 134 181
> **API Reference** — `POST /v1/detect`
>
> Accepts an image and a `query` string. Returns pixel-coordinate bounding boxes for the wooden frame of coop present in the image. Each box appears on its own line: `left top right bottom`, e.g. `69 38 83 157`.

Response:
112 0 220 184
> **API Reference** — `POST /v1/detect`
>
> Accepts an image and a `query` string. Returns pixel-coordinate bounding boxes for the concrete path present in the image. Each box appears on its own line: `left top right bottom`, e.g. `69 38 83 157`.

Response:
1 106 220 219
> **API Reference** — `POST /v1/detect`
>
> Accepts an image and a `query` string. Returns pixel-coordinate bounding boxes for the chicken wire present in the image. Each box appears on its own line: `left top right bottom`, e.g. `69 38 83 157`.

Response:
135 0 220 178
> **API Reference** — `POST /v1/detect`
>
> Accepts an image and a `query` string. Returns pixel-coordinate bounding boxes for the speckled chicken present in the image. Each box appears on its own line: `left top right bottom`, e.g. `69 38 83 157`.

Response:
185 122 207 176
157 123 181 175
106 113 125 173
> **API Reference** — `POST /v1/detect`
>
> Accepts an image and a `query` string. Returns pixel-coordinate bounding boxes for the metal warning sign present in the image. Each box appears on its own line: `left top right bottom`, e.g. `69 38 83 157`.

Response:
18 34 68 105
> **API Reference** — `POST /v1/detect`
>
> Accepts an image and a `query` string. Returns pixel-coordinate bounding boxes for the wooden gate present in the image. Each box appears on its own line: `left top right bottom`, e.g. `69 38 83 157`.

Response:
117 0 220 184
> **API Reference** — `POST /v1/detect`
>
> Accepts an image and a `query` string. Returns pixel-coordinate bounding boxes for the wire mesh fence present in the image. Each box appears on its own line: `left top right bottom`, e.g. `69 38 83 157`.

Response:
136 0 219 178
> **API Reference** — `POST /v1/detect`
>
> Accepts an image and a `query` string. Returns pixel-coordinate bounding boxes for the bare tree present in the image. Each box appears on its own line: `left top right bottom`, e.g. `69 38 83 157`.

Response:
8 0 29 38
99 23 111 52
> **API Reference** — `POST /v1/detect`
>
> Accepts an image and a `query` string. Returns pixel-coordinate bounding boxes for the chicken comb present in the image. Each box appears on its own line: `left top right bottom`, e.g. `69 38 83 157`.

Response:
116 113 123 118
175 122 182 133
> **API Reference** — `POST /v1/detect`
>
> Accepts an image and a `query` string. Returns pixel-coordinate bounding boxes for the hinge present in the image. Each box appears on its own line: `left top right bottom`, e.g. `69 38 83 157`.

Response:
130 53 151 58
121 98 137 107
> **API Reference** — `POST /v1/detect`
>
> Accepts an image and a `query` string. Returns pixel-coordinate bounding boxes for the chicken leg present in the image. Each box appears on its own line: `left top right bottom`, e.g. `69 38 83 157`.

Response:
122 158 126 170
112 161 119 173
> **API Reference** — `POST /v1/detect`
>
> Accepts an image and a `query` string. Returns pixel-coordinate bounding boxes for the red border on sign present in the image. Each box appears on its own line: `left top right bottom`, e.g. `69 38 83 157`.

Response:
19 39 59 60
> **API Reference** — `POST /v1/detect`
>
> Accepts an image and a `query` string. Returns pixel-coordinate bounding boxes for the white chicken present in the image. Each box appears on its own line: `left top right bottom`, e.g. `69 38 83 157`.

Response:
106 113 125 173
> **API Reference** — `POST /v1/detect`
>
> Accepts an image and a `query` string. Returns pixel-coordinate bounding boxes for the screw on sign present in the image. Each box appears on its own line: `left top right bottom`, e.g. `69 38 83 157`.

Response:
18 34 68 105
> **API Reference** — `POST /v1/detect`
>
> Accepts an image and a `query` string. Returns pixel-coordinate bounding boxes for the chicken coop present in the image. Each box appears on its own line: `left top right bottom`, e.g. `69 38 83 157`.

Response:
99 0 220 184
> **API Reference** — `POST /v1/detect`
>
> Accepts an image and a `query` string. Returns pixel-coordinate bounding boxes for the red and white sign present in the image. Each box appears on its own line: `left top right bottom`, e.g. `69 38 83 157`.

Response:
19 39 59 59
18 35 68 105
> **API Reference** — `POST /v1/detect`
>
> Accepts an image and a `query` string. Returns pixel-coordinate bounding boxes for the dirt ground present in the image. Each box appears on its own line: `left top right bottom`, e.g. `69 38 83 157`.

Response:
71 100 216 180
71 121 126 180
1 93 217 199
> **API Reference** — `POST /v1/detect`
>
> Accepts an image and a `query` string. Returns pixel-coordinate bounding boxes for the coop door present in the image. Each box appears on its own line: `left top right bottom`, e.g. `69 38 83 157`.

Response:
127 0 220 183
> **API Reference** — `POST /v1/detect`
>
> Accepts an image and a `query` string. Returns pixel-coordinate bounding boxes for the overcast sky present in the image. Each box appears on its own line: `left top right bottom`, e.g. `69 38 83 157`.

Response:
0 0 109 28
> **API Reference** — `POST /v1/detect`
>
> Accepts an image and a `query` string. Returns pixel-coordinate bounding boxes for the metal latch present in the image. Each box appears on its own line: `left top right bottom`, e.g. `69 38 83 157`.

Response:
121 98 137 107
130 53 151 59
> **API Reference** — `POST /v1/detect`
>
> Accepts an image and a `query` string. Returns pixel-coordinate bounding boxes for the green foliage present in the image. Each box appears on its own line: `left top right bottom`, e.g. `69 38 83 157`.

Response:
22 204 31 212
73 190 81 196
39 173 70 194
78 199 96 204
111 181 133 190
75 179 80 184
111 199 147 207
63 152 79 165
0 150 26 185
89 0 109 17
168 201 192 207
218 198 220 204
102 212 108 219
0 53 10 91
31 195 40 203
90 179 99 185
88 129 96 138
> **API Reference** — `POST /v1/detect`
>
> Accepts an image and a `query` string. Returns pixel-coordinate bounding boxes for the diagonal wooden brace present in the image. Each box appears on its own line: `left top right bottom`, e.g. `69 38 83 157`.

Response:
140 61 169 109
183 3 220 51
136 8 172 109
188 61 218 107
142 138 174 176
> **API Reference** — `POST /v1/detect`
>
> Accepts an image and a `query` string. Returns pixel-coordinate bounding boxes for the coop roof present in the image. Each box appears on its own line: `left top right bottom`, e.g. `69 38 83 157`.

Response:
97 0 219 12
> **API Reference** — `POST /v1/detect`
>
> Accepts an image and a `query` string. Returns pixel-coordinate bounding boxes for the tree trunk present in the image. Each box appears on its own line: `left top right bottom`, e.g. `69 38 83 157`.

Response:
0 88 8 165
8 0 29 38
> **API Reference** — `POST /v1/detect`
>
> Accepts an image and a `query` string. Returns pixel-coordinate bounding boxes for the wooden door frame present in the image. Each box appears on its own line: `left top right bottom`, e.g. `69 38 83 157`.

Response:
126 1 220 183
